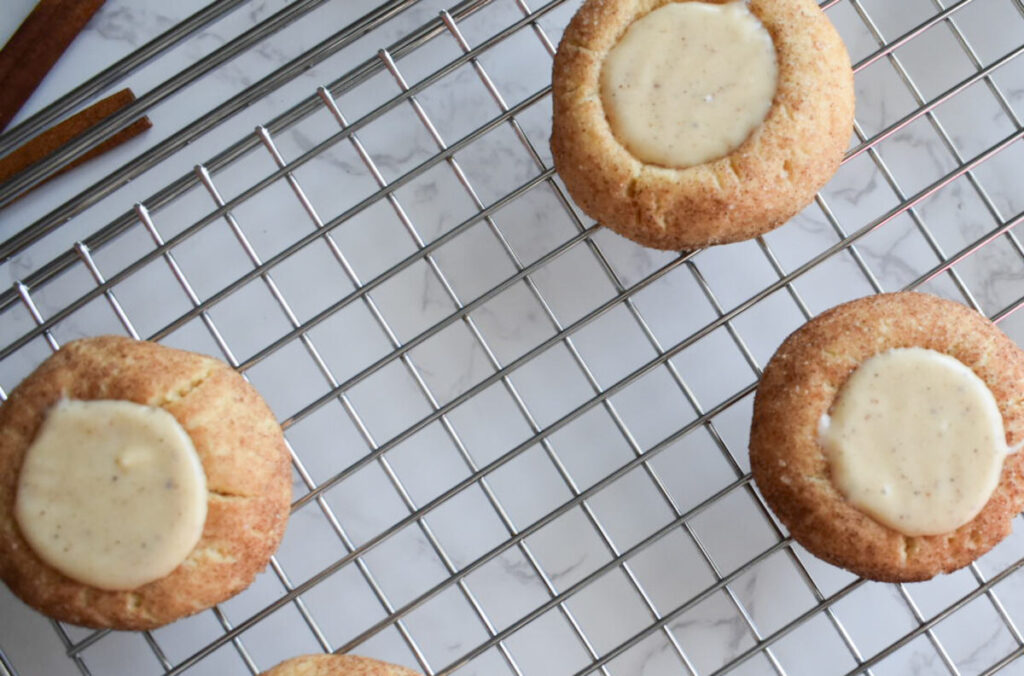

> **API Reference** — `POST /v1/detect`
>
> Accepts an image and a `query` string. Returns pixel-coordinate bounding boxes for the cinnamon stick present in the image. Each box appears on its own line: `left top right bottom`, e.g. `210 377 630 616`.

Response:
0 0 108 131
0 88 152 191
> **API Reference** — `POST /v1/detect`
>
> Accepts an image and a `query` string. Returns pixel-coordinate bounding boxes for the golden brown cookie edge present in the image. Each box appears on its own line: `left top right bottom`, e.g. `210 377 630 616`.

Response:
550 0 855 250
261 653 420 676
0 335 292 629
750 293 1024 582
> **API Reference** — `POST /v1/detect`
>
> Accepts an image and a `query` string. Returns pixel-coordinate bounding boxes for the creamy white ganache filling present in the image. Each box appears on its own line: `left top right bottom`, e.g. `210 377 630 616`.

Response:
16 399 207 590
600 1 779 168
820 348 1008 536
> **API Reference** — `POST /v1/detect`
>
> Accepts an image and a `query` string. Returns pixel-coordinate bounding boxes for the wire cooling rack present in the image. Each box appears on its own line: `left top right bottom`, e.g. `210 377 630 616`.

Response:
2 0 1024 674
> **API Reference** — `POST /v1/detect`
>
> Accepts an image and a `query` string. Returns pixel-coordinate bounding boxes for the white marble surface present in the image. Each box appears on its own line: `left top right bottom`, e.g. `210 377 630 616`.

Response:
2 1 1024 675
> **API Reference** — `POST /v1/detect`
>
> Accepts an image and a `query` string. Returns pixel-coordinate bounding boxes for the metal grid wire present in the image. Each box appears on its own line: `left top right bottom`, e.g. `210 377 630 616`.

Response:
1 0 1024 673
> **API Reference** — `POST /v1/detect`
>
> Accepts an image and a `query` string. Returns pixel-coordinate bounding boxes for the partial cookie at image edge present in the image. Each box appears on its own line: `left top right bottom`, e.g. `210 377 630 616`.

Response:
261 653 421 676
550 0 856 250
750 293 1024 582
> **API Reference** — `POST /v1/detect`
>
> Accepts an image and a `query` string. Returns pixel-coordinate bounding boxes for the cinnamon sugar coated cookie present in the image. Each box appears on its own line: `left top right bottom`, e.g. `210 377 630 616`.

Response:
0 336 292 629
750 293 1024 581
551 0 855 250
262 654 420 676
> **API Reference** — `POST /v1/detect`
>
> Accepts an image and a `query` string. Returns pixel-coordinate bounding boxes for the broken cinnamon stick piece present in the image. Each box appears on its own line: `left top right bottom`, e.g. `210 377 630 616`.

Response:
0 0 108 131
0 88 152 192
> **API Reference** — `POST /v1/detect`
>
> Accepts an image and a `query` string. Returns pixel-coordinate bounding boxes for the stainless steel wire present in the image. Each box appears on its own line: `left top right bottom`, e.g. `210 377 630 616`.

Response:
0 0 249 158
2 0 1024 674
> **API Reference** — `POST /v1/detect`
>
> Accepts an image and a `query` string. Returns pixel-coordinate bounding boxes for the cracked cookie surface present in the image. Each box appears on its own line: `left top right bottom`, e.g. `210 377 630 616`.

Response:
550 0 855 250
0 335 292 629
750 293 1024 581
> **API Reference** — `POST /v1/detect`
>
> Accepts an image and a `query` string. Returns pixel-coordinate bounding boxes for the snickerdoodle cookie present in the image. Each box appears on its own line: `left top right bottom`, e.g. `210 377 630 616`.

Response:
551 0 855 250
0 335 292 629
262 654 420 676
750 293 1024 581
